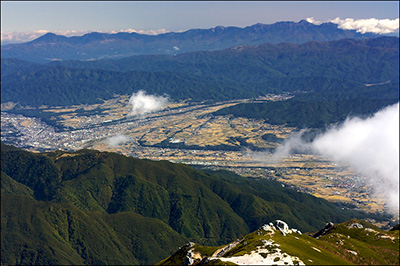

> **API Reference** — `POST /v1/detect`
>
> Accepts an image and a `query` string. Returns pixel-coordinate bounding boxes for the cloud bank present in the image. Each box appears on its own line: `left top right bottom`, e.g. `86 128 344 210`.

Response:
330 17 400 34
109 28 171 35
268 103 399 215
306 17 400 34
268 129 313 163
128 90 169 116
104 134 131 147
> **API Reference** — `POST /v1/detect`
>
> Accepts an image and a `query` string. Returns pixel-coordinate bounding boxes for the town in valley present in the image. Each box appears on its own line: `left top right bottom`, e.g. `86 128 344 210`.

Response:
1 93 390 224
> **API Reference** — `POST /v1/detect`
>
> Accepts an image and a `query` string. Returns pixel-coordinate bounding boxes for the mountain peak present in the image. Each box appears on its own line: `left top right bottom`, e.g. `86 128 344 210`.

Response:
298 19 311 25
250 22 267 29
211 25 226 32
214 25 226 30
29 32 68 44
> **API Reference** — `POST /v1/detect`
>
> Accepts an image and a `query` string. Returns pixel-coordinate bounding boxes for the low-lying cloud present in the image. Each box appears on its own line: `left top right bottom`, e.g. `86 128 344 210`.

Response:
268 129 313 163
266 103 399 215
128 90 169 116
306 17 399 34
104 134 131 147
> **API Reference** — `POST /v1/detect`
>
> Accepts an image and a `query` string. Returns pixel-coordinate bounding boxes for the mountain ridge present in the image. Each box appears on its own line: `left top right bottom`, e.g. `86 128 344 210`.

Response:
1 20 379 63
158 219 400 265
1 143 391 265
2 37 398 107
2 36 397 129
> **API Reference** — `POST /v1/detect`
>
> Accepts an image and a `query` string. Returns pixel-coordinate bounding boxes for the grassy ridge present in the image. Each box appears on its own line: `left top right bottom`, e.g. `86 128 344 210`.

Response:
159 219 399 265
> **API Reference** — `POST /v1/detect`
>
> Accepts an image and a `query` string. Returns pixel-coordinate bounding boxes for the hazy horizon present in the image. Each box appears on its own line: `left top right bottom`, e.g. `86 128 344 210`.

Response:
1 1 399 44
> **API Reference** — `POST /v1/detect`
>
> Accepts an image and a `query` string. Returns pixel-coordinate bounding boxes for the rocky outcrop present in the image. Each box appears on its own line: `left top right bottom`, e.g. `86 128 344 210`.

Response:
390 223 400 231
313 222 335 238
159 219 400 266
218 237 305 265
347 222 363 229
261 220 302 236
183 242 199 266
210 238 242 259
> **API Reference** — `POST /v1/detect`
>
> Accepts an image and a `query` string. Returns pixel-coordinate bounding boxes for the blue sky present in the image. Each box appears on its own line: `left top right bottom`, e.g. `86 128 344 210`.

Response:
1 1 399 43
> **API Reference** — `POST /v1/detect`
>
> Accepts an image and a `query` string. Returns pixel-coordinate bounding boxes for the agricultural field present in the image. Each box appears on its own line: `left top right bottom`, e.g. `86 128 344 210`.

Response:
0 95 390 216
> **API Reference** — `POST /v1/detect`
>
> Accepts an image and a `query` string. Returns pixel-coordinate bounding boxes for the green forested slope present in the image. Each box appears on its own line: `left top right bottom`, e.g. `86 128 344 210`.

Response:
0 66 247 106
2 37 398 107
1 194 187 265
0 144 390 265
214 96 399 128
45 37 399 86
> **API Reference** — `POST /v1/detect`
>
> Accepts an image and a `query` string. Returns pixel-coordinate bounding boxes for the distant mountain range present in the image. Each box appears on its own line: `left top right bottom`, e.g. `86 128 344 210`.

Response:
1 36 398 129
1 19 398 129
1 144 390 265
1 20 380 63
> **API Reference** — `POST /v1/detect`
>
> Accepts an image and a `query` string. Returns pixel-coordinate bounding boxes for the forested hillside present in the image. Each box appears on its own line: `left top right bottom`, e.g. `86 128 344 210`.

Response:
2 37 398 110
214 96 399 128
1 143 387 265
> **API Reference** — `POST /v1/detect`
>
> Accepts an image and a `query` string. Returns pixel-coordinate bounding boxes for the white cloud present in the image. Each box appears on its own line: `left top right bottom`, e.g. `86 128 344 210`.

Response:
1 30 47 44
312 103 399 214
128 90 169 116
265 103 399 215
109 28 172 35
103 133 131 147
305 17 399 34
305 17 322 25
268 129 312 163
330 17 400 34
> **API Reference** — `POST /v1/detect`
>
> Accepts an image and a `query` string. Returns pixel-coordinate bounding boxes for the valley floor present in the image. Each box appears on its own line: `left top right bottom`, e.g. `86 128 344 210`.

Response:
1 95 396 225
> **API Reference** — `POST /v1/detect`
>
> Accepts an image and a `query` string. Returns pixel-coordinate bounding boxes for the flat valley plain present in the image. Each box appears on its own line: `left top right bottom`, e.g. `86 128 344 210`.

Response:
0 94 391 223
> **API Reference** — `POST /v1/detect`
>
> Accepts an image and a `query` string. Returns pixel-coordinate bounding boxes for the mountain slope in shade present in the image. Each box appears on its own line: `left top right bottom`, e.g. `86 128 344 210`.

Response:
0 20 379 63
158 220 400 265
1 193 187 265
1 143 390 265
1 37 398 108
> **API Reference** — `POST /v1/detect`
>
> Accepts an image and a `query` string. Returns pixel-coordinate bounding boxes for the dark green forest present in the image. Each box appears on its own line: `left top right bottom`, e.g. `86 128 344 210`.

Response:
2 37 398 129
1 143 388 265
2 37 398 107
214 96 399 128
